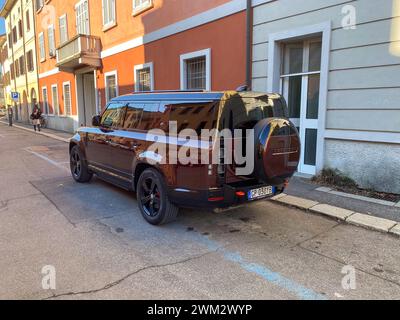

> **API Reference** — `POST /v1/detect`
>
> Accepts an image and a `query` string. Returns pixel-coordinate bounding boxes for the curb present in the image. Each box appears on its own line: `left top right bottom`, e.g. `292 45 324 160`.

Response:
0 121 69 143
271 194 400 237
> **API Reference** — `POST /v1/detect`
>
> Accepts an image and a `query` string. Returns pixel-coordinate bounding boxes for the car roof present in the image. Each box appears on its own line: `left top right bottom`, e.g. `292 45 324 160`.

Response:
111 91 225 103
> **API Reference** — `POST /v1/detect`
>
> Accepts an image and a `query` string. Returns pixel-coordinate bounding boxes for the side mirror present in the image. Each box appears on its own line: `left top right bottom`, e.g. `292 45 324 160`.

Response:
92 115 101 127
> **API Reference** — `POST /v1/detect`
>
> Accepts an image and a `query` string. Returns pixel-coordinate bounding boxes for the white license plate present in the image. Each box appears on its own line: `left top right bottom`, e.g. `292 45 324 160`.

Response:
248 186 274 200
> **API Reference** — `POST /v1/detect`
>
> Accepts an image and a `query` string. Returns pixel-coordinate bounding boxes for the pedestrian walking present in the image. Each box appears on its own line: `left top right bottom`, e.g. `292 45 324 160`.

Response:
30 105 42 132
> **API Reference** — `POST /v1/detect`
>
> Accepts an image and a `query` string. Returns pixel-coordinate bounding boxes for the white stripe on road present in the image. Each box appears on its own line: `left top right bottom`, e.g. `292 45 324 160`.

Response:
24 147 70 172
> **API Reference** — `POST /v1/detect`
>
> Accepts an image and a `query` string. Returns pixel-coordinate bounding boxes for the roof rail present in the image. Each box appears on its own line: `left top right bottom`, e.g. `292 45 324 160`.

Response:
130 89 205 94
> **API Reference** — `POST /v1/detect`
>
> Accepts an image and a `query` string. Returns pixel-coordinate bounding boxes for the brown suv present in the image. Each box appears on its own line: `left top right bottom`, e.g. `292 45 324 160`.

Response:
69 91 300 225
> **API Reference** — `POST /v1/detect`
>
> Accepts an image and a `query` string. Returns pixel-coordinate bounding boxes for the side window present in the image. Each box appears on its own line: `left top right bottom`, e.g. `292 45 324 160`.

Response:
138 103 160 131
101 102 126 128
124 103 144 130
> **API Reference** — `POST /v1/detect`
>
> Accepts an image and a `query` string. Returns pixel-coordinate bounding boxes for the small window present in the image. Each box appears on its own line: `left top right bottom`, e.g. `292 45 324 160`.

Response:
42 87 49 114
15 59 19 77
101 102 126 128
27 50 34 72
186 57 206 90
12 27 17 43
76 0 90 35
133 0 152 15
105 72 118 102
134 63 153 92
102 0 116 27
18 20 22 38
180 49 211 91
51 85 59 115
47 26 56 57
38 33 45 61
19 56 25 75
25 10 30 32
59 15 68 44
124 103 144 130
10 63 14 79
63 83 72 116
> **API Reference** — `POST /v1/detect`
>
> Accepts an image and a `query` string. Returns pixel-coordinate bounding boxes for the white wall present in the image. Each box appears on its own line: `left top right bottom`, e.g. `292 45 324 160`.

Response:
252 0 400 192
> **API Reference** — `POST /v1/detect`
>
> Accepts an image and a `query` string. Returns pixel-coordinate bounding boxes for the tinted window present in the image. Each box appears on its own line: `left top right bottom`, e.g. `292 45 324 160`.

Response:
219 96 288 130
138 103 161 131
124 103 144 130
101 102 126 128
168 103 217 135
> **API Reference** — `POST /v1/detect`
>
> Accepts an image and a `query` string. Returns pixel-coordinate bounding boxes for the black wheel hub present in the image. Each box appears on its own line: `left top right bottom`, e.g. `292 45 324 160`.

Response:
71 151 81 178
140 177 161 217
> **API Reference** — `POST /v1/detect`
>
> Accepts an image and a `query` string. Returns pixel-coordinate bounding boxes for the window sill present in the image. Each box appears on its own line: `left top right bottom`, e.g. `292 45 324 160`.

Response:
102 21 117 32
132 3 154 17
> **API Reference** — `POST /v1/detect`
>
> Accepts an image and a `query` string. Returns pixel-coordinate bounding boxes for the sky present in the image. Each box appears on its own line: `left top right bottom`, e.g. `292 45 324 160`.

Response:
0 0 5 35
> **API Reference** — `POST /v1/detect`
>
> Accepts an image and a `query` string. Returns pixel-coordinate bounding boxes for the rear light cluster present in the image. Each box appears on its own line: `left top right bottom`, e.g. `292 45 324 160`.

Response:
217 137 226 178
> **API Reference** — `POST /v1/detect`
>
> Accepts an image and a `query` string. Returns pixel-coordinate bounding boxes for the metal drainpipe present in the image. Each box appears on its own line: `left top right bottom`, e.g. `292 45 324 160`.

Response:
245 0 252 90
20 0 30 110
8 18 17 119
32 0 40 109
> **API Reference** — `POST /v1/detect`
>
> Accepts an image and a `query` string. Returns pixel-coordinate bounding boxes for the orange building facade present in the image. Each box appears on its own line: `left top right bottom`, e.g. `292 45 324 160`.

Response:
35 0 248 132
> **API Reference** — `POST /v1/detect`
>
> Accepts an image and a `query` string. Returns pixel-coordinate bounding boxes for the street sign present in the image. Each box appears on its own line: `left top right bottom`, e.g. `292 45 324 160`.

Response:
11 92 19 102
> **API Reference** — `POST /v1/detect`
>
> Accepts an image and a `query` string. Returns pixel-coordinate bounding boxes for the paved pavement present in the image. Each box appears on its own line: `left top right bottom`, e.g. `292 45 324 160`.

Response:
286 177 400 222
0 122 399 300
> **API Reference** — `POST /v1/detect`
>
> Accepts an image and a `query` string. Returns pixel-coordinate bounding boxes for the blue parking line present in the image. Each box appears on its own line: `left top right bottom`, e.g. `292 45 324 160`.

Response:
196 235 328 300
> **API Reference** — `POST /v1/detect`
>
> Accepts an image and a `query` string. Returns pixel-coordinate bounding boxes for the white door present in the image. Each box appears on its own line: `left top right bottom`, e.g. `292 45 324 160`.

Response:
281 39 322 175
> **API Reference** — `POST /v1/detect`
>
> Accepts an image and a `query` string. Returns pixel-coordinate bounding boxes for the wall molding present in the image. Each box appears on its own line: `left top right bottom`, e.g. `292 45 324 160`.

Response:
39 68 60 79
325 129 400 144
101 0 247 59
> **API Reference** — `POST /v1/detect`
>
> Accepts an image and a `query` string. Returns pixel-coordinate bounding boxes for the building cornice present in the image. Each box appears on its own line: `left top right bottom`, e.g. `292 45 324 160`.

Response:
0 0 18 18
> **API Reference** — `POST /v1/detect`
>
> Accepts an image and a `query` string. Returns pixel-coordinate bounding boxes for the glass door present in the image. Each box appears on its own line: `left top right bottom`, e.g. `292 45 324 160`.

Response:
281 39 322 175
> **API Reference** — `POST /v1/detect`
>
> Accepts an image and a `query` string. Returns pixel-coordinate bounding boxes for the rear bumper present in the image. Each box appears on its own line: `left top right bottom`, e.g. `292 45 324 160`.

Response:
168 182 285 209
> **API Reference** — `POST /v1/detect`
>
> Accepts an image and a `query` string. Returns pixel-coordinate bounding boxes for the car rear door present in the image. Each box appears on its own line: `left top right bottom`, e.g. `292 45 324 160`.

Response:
85 102 126 173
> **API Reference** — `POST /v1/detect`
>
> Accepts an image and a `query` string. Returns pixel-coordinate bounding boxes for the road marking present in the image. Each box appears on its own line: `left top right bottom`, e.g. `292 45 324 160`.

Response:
195 235 328 300
24 147 69 172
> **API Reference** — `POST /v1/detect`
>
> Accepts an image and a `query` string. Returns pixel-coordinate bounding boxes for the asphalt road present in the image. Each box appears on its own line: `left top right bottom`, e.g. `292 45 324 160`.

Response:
0 122 399 300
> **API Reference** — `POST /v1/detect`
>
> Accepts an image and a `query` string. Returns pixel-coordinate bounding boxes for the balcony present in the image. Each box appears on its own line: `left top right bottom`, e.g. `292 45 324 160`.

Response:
56 34 101 72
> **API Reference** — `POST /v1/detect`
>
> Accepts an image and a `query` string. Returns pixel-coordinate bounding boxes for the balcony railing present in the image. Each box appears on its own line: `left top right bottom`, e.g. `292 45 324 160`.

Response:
56 34 101 71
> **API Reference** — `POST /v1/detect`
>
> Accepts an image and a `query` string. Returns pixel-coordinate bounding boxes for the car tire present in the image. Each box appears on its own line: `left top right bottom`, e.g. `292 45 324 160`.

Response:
70 145 93 183
137 168 178 225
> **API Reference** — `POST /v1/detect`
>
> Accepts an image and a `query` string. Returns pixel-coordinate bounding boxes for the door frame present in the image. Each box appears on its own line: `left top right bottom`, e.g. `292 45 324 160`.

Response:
267 21 331 174
280 39 321 175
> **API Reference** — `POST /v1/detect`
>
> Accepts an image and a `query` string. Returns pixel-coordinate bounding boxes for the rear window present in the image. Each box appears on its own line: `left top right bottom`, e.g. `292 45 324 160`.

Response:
219 95 288 130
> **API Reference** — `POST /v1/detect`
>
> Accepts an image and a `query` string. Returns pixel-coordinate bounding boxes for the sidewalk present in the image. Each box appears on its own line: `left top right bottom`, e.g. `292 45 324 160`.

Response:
0 119 71 143
285 176 400 223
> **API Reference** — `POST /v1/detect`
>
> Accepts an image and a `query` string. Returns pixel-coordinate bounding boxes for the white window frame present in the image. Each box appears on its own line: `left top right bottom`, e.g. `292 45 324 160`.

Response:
47 25 56 57
51 84 59 116
75 0 90 35
59 14 68 45
38 32 45 62
134 62 154 92
63 81 72 116
180 48 211 91
104 70 118 103
102 0 116 30
132 0 153 15
41 86 49 115
267 21 331 174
